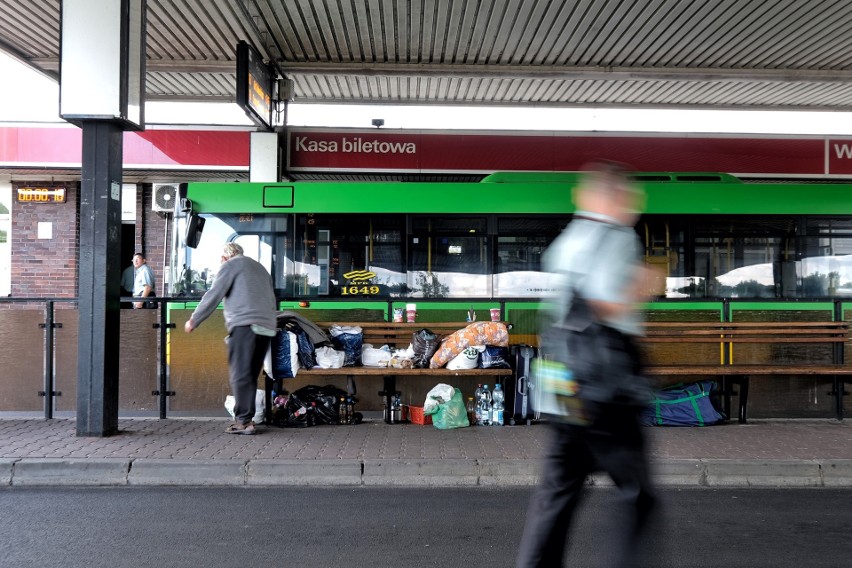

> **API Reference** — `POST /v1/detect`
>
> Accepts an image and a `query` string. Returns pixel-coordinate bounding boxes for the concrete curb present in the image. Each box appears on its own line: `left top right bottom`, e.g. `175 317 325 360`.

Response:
248 459 362 486
816 459 852 487
1 458 16 486
703 459 822 487
4 458 852 487
12 458 130 486
363 459 479 486
128 459 247 486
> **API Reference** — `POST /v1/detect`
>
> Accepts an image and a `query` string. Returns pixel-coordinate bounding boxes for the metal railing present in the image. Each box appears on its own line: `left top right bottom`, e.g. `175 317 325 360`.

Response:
1 296 847 419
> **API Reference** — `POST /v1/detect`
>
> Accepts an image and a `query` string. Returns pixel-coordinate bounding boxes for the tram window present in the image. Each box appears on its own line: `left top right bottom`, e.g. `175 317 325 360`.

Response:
291 214 404 297
806 218 852 235
495 217 566 297
409 216 488 297
801 234 852 297
412 217 486 233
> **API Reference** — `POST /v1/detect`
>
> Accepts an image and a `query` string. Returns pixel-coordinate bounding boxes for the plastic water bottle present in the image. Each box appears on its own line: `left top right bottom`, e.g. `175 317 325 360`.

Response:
480 384 492 425
491 384 505 426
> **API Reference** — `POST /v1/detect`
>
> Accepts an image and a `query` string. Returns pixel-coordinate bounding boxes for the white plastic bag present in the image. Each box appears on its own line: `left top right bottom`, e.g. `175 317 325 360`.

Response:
224 389 265 423
362 344 391 367
446 345 484 370
423 383 455 414
316 345 345 369
389 344 415 368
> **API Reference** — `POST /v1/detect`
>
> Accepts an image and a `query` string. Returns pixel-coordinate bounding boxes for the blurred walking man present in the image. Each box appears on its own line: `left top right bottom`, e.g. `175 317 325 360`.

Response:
516 162 661 568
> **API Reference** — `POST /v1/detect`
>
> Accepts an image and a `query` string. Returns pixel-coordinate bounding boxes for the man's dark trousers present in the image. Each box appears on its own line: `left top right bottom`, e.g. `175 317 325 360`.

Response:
516 407 656 568
228 325 271 425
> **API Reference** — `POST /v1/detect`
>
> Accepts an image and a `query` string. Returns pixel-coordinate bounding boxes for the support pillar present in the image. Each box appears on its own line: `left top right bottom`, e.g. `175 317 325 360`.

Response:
76 122 123 436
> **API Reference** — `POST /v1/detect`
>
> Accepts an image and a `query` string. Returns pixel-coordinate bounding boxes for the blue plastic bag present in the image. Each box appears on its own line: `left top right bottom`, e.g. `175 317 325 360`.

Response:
271 330 299 379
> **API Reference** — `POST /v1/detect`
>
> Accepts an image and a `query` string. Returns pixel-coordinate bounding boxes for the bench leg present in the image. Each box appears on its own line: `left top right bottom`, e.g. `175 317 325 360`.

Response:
720 377 732 420
738 377 749 424
834 377 845 421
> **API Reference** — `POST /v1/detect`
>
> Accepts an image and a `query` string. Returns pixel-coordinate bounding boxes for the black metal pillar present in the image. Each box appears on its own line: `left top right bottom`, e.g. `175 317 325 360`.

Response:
76 121 123 437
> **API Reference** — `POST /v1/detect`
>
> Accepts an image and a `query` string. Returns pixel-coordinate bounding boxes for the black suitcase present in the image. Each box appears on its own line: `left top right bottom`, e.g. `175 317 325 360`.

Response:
508 344 539 425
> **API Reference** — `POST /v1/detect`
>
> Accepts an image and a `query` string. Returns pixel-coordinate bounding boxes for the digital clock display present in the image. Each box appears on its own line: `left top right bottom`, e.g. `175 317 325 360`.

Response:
16 187 66 203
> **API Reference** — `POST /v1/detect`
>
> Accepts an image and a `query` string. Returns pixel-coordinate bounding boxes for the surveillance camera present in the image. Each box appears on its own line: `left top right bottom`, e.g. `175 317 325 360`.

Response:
372 118 384 128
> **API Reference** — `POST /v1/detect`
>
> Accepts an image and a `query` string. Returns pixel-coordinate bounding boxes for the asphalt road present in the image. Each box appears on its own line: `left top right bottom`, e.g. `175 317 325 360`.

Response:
2 486 851 567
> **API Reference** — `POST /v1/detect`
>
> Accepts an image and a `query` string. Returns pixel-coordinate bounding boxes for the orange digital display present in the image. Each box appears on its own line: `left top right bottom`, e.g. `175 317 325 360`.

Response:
16 187 66 203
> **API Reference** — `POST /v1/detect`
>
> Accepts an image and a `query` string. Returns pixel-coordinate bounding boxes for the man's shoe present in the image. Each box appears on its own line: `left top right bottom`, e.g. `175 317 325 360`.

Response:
225 422 256 435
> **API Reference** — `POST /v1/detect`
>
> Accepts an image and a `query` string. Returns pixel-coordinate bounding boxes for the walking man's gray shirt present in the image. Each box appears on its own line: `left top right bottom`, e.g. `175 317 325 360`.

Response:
190 255 277 333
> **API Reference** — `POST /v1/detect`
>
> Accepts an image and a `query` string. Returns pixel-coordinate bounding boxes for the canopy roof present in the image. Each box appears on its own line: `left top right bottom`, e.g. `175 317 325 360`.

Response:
2 0 852 110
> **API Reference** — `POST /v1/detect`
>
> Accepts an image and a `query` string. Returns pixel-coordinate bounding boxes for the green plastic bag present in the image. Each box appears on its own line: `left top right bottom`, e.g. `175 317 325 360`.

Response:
426 389 470 429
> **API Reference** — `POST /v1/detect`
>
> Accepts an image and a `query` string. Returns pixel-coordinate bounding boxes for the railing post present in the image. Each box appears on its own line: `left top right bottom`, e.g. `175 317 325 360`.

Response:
152 300 176 419
38 301 62 419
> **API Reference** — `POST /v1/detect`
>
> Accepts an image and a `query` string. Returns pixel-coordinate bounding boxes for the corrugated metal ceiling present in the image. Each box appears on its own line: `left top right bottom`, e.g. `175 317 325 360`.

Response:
2 0 852 110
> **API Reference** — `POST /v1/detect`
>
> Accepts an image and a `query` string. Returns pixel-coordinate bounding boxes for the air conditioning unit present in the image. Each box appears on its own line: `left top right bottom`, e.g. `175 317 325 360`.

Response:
152 183 177 213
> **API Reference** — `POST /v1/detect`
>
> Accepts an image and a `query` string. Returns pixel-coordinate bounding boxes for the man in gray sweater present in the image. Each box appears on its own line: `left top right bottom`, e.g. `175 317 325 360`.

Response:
184 242 277 435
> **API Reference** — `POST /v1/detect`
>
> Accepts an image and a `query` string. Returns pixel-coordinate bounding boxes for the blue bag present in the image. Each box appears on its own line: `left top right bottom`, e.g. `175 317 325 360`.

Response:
641 380 726 427
271 330 299 379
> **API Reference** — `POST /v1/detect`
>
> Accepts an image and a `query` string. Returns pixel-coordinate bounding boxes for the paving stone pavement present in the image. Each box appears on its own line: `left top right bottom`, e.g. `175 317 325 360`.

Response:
2 417 852 487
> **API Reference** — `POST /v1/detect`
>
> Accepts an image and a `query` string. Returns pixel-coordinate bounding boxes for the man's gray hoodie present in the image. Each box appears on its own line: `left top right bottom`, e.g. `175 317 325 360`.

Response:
190 255 276 333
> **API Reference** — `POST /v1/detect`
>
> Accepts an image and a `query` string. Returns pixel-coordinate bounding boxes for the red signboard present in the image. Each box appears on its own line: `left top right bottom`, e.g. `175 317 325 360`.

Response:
4 125 852 178
288 129 834 176
0 127 250 169
828 139 852 175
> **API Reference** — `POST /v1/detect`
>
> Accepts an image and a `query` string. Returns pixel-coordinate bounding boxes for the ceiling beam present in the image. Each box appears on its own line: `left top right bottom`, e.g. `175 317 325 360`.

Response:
277 62 852 84
23 56 852 84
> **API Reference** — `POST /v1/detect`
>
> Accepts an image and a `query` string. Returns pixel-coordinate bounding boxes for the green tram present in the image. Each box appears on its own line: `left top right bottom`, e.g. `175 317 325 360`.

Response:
174 170 852 311
168 171 852 417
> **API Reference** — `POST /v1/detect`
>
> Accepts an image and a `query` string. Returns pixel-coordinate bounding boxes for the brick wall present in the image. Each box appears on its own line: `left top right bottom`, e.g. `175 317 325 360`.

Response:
10 182 79 299
6 182 173 302
137 184 171 296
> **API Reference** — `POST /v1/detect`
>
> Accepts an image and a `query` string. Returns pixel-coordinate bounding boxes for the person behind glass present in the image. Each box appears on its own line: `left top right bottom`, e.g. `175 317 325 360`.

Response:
131 252 156 309
183 243 277 435
516 161 663 568
120 263 135 309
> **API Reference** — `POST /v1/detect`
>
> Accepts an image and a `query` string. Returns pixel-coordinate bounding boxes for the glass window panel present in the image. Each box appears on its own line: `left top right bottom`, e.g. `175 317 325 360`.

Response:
801 237 852 297
408 233 488 297
494 216 565 298
806 218 852 235
291 214 404 298
694 237 783 298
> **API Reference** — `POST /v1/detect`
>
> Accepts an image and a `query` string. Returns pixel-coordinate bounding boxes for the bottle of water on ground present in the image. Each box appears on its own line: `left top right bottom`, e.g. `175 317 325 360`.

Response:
491 383 505 426
480 384 492 425
473 384 484 425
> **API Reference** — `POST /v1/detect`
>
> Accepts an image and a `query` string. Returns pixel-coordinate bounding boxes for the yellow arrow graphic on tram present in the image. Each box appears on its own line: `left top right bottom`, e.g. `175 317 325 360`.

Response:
343 270 377 281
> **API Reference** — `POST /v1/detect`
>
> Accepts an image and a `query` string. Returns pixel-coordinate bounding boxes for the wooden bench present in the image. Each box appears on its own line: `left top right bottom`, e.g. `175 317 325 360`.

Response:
266 321 513 423
638 321 852 423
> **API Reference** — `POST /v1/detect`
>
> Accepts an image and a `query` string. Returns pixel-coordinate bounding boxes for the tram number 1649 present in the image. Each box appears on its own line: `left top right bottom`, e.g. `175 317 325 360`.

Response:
341 285 380 295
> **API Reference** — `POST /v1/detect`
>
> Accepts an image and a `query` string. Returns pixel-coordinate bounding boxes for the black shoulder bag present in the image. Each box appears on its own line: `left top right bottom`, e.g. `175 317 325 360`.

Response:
535 222 651 425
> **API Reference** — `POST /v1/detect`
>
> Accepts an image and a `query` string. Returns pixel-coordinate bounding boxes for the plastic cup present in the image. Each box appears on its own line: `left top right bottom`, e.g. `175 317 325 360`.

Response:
490 308 501 322
406 303 417 323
